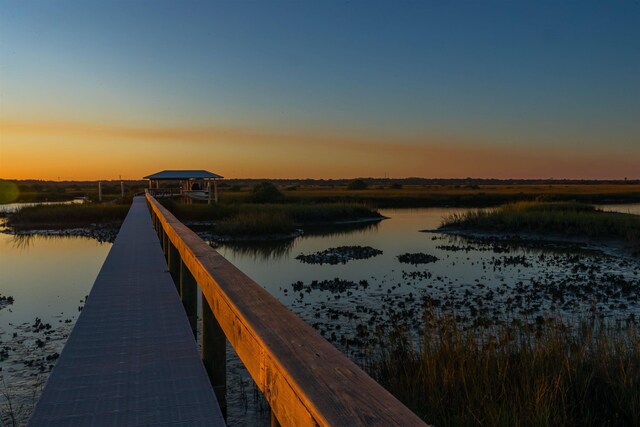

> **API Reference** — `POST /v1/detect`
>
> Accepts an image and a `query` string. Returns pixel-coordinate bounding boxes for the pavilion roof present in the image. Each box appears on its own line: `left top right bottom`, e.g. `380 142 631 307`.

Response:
143 170 223 180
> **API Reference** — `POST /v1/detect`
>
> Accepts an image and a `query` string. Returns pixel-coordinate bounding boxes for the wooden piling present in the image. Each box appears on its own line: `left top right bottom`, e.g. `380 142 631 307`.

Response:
202 299 227 419
180 261 198 336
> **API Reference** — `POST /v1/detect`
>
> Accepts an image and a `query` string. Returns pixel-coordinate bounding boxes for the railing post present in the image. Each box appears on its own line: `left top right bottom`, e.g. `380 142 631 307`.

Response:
163 232 169 263
168 242 180 288
202 299 227 419
271 411 281 427
180 260 198 336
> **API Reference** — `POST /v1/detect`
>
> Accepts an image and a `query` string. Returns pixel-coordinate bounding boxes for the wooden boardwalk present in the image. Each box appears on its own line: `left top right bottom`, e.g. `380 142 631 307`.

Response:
29 197 225 426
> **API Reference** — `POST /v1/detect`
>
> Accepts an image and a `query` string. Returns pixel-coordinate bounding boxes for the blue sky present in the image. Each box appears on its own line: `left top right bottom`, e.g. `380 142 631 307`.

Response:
1 1 638 179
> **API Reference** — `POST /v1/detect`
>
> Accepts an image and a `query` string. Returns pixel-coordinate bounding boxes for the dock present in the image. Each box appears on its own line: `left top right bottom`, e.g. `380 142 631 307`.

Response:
29 194 427 426
29 197 224 426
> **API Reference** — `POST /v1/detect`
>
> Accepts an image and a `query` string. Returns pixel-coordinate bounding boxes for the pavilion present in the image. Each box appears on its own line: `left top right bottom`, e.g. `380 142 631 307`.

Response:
144 170 224 204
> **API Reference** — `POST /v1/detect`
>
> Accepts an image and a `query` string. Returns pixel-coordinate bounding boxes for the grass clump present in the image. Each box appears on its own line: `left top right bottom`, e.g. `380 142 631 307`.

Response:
442 201 640 245
215 211 295 236
160 199 238 221
162 201 380 224
347 179 368 190
369 310 640 426
160 200 380 237
8 203 129 229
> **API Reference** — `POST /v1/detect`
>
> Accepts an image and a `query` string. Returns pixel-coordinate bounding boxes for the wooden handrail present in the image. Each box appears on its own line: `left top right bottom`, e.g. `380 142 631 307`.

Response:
146 192 427 427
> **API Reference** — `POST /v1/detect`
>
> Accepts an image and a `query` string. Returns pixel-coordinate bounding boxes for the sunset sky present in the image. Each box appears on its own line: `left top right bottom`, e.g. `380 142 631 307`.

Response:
1 1 638 180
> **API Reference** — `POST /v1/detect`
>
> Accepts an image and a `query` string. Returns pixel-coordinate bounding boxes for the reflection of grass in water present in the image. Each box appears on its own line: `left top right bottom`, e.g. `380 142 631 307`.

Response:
218 220 383 261
1 360 46 426
9 232 109 251
220 239 295 261
442 201 640 248
368 310 640 426
302 219 381 238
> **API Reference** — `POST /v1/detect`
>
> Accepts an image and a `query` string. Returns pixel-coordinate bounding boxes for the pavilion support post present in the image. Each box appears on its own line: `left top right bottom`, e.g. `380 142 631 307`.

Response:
207 181 211 204
179 261 198 337
202 299 227 419
214 180 219 203
168 242 180 289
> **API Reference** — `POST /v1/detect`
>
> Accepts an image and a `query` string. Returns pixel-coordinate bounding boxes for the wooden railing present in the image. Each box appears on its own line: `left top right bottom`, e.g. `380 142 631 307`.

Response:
146 192 427 427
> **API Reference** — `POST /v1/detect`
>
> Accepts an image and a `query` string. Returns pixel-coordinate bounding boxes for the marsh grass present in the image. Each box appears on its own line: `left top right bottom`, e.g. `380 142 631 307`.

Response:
442 201 640 246
215 211 296 236
162 200 380 224
369 310 640 426
161 200 380 236
8 204 129 229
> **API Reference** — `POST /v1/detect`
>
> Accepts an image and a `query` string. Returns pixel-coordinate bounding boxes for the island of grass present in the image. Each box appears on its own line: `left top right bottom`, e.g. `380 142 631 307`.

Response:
162 199 383 239
438 201 640 253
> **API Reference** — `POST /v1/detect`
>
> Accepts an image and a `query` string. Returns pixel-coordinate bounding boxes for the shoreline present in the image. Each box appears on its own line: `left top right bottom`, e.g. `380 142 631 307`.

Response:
0 216 387 244
424 227 638 259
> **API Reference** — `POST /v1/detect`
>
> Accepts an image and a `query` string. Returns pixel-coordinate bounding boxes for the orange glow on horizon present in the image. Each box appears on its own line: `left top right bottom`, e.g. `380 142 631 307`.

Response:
1 118 637 181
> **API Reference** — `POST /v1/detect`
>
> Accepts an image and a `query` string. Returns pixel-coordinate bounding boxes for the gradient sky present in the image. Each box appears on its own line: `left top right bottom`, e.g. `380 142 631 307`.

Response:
1 1 638 180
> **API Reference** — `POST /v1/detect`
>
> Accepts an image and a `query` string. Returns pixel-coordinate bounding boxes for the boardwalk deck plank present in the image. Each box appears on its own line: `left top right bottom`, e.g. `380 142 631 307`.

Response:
29 197 225 427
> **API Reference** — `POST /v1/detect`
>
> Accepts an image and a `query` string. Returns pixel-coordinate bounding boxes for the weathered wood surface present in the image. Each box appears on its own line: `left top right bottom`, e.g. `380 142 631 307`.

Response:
147 193 428 427
29 197 225 427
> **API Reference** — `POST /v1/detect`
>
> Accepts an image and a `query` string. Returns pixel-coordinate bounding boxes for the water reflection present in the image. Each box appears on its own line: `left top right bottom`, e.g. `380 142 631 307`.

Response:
217 239 295 261
302 219 382 238
216 220 382 261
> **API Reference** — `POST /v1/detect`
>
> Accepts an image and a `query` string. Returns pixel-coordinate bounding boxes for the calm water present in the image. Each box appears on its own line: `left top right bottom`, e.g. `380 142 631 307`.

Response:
1 203 639 426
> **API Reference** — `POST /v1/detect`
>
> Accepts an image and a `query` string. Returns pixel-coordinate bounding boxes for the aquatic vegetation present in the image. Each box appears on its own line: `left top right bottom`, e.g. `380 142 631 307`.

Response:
296 246 383 265
367 310 640 426
397 253 439 265
290 278 369 294
0 294 14 310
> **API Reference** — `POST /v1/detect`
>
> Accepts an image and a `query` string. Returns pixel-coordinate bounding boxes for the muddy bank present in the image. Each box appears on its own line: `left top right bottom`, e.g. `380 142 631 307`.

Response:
424 227 638 259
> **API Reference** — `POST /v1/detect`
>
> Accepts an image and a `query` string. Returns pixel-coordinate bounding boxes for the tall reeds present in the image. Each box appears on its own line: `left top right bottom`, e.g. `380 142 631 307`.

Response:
442 201 640 246
8 204 129 229
368 310 640 426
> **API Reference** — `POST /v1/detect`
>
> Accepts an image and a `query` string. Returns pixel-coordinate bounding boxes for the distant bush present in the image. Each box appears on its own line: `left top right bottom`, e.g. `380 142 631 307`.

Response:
250 182 284 203
347 179 368 190
389 182 403 189
0 180 19 203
